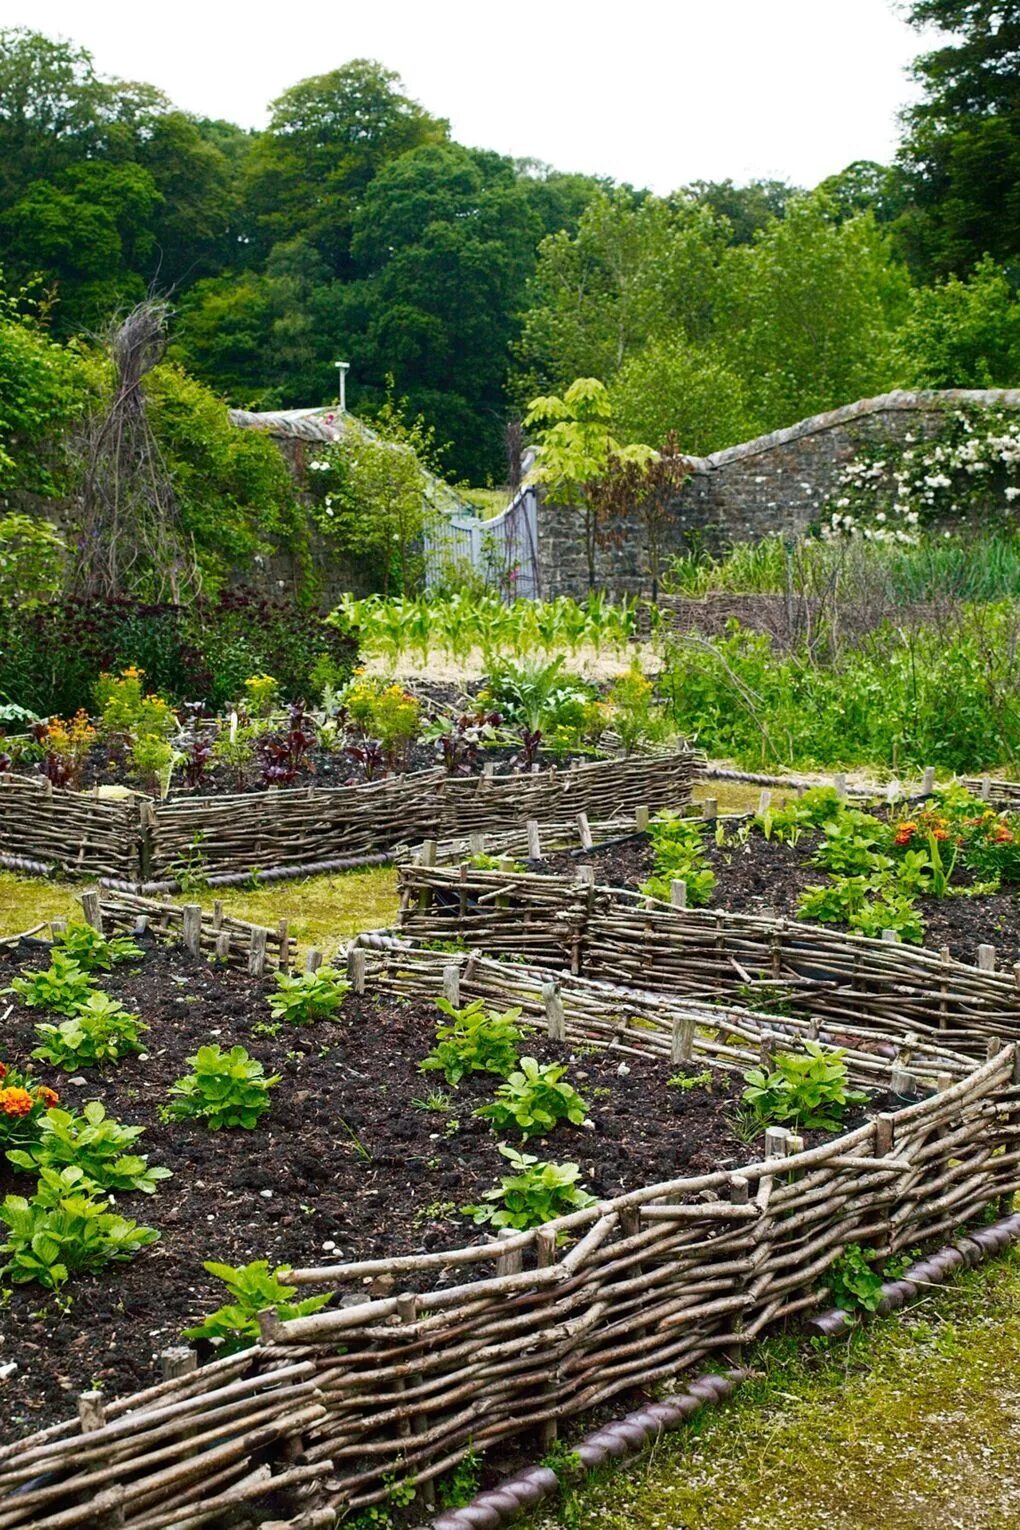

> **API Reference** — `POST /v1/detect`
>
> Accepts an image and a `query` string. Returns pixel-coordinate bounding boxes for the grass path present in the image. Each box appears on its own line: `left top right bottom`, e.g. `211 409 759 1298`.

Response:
525 1251 1020 1530
0 866 399 958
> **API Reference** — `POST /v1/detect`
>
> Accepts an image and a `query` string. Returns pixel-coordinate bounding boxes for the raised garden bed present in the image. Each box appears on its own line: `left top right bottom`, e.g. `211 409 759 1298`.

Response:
0 894 1018 1527
0 748 697 888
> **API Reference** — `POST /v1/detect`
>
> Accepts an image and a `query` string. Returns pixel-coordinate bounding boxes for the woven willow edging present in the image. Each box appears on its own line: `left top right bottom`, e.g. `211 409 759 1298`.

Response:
0 750 697 887
395 864 1020 1060
3 898 1020 1526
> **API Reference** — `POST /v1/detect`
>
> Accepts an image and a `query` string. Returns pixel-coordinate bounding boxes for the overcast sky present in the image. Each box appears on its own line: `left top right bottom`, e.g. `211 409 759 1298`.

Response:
9 0 942 192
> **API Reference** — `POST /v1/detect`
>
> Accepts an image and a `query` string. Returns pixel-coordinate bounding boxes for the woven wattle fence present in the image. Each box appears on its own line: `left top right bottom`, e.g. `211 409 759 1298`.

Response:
0 750 697 888
395 865 1020 1060
2 895 1020 1526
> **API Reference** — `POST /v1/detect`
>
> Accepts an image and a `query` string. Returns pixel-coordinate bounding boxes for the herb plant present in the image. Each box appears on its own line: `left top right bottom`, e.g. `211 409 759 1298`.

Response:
163 1044 280 1129
8 951 95 1015
268 967 351 1025
474 1058 590 1140
742 1041 867 1133
7 1101 171 1195
420 998 523 1086
32 994 148 1069
183 1259 329 1352
640 812 716 906
0 1167 160 1289
462 1144 596 1231
52 924 143 972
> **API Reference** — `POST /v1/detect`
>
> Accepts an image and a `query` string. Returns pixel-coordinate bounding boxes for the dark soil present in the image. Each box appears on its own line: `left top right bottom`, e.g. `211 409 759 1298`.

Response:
45 738 597 799
0 937 802 1440
540 827 1020 966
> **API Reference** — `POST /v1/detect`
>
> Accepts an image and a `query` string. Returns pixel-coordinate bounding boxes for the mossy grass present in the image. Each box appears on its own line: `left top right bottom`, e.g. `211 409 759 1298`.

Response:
522 1244 1020 1528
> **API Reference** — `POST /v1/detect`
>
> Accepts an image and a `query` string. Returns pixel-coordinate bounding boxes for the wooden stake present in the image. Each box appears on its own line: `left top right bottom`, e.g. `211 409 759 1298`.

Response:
543 981 565 1041
80 889 103 932
634 804 650 832
576 812 594 850
526 819 542 860
977 944 996 972
757 789 772 815
304 948 323 974
248 926 267 977
670 1015 696 1065
182 903 202 958
921 766 936 795
346 946 366 994
833 772 847 800
701 797 718 822
442 964 460 1006
670 879 688 909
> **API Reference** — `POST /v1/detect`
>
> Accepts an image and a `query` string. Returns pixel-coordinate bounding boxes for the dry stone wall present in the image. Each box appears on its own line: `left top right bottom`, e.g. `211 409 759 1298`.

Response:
537 388 1020 598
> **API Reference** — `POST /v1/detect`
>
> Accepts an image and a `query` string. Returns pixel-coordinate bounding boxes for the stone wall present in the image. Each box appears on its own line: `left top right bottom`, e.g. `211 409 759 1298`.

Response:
536 388 1020 599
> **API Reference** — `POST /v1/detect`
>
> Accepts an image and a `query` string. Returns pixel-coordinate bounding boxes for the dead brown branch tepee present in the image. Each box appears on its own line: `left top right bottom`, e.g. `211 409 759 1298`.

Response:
72 300 198 602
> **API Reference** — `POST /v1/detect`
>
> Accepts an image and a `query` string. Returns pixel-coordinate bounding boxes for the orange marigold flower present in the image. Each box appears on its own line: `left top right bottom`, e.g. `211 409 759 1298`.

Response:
895 823 917 846
0 1087 35 1117
36 1086 60 1108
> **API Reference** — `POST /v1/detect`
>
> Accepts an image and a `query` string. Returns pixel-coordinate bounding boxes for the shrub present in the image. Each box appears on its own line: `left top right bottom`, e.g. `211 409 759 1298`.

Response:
742 1041 867 1133
32 992 148 1069
462 1145 597 1230
0 591 358 716
7 1101 171 1195
420 999 523 1086
163 1044 280 1129
183 1260 330 1352
0 1166 159 1289
268 968 351 1026
474 1058 590 1140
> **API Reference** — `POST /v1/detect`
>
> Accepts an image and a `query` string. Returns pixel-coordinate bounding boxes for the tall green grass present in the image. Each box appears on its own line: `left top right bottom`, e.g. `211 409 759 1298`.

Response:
666 534 1020 604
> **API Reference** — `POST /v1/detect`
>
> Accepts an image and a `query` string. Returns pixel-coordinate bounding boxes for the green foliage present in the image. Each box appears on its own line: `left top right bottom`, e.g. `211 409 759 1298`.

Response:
8 952 95 1016
827 1243 887 1313
898 257 1020 388
308 413 432 597
640 813 716 906
7 1101 171 1195
0 1166 159 1289
0 289 93 495
462 1144 597 1230
51 924 143 973
611 335 756 457
798 876 925 944
606 663 670 753
420 998 523 1086
268 967 350 1026
32 993 149 1069
183 1259 329 1352
473 1058 590 1140
656 605 1020 773
667 1068 713 1091
163 1044 280 1129
0 513 64 609
0 591 358 717
436 1450 483 1511
742 1042 868 1132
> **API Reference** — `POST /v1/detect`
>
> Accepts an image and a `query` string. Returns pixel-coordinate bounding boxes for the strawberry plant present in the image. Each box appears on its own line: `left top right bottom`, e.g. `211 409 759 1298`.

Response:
183 1260 330 1353
742 1041 867 1133
474 1058 590 1140
419 998 523 1085
32 993 148 1069
268 967 350 1025
462 1144 596 1231
162 1044 280 1129
7 1101 171 1195
0 1167 159 1290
